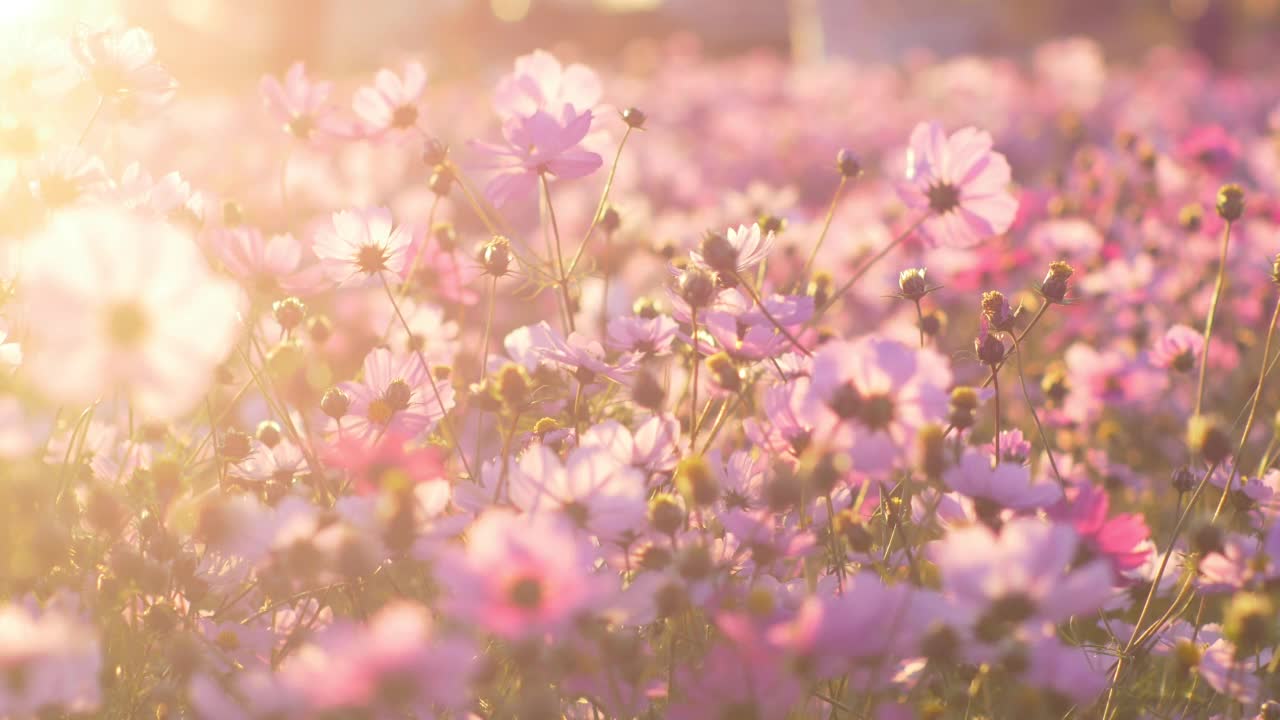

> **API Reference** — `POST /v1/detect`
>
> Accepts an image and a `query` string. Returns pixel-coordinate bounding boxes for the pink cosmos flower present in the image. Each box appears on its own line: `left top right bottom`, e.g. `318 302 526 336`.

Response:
70 25 176 117
0 598 101 717
21 207 242 419
689 224 775 275
1048 483 1150 577
1177 124 1241 177
472 106 602 207
803 335 952 475
328 348 450 444
578 416 681 477
493 49 602 120
929 518 1113 638
439 509 606 640
352 61 428 140
312 207 411 287
897 121 1018 248
213 227 316 297
530 321 640 383
606 313 680 356
1150 323 1204 372
744 377 813 458
508 443 647 542
325 431 445 496
27 146 109 209
1021 633 1108 705
260 62 349 146
943 449 1062 515
667 645 802 720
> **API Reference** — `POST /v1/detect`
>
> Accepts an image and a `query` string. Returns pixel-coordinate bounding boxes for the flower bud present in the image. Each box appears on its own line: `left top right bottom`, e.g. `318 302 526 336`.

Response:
621 107 646 129
383 379 412 411
321 386 350 419
632 297 659 319
698 230 738 275
1216 183 1245 221
898 268 928 300
836 148 863 179
272 296 306 331
1040 261 1074 304
1170 466 1196 494
1190 523 1224 556
705 352 741 393
1178 203 1203 232
757 214 785 235
251 421 280 449
307 315 332 344
480 236 511 277
532 417 560 437
495 363 531 408
807 270 833 308
422 137 448 166
1271 253 1280 287
677 266 717 308
428 163 454 196
675 455 718 506
975 332 1005 366
1224 591 1274 656
599 205 621 233
809 451 849 496
949 386 979 429
219 430 252 462
648 494 685 535
834 509 873 552
631 370 665 412
676 543 713 580
1187 414 1230 464
917 423 947 480
980 291 1016 331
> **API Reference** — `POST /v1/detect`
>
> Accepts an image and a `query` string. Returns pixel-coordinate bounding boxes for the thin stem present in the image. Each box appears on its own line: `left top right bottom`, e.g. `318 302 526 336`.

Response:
914 299 925 348
1212 293 1280 522
379 273 475 481
1193 219 1233 418
817 212 928 319
540 173 575 333
992 368 1002 463
943 304 1052 438
77 97 104 146
731 269 812 356
1011 331 1065 486
398 194 440 296
801 175 847 281
689 307 700 452
566 126 633 278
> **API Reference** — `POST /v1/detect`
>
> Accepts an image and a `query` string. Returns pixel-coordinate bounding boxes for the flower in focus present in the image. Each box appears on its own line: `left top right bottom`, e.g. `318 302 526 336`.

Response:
472 106 602 207
21 207 241 419
898 121 1017 248
312 207 411 287
328 347 449 444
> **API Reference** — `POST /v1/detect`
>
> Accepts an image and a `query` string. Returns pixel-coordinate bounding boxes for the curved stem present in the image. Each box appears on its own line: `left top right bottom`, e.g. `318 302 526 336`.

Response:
991 368 1002 463
1011 331 1065 486
565 126 633 278
1194 219 1234 418
801 175 847 281
817 212 928 319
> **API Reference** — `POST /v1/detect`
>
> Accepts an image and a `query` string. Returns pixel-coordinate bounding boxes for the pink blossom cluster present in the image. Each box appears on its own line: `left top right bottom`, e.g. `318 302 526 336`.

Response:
4 18 1280 720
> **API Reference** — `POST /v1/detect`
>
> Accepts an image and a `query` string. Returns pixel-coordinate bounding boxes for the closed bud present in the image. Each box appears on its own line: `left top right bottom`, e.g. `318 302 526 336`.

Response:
1190 523 1224 556
677 266 717 308
307 315 332 344
836 148 863 179
698 230 738 274
809 451 848 496
272 296 306 331
705 352 741 393
1216 183 1246 221
480 236 511 277
383 379 411 411
1179 203 1203 232
1224 592 1274 656
898 268 928 300
981 290 1015 330
1187 414 1230 464
632 297 659 319
757 214 785 235
807 270 833 307
1171 466 1196 494
428 163 454 195
321 387 350 419
495 363 531 408
533 417 560 437
975 332 1005 366
256 420 282 448
917 423 946 480
949 386 979 429
421 137 448 166
621 107 646 129
648 494 685 535
1271 253 1280 287
675 455 719 506
1040 261 1074 303
1173 638 1201 675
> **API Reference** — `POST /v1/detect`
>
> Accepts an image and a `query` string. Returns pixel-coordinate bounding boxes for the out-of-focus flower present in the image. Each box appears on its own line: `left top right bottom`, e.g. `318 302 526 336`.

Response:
1150 324 1204 372
898 121 1017 248
21 207 241 419
261 62 349 146
1048 483 1150 577
493 49 601 120
508 443 647 542
472 106 602 207
70 25 176 117
352 61 428 140
943 449 1062 514
0 598 101 717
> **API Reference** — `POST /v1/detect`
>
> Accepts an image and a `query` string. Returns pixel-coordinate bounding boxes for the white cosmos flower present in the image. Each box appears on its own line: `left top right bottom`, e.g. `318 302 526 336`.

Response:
21 206 243 419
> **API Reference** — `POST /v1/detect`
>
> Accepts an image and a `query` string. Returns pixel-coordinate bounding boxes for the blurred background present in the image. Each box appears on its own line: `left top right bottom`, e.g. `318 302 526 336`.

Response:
9 0 1280 85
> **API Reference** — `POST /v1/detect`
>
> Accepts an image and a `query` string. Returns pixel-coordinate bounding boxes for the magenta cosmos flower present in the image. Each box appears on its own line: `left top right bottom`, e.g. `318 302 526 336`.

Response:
312 207 410 287
472 106 602 207
439 509 607 640
898 121 1017 248
1048 483 1150 577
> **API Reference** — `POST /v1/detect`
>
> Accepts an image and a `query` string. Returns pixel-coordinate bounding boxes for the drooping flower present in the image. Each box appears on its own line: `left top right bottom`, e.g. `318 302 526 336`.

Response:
897 121 1017 248
21 207 241 419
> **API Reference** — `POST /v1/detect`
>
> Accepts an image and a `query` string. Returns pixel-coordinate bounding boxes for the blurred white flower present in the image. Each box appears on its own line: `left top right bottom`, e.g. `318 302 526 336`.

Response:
21 207 242 419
